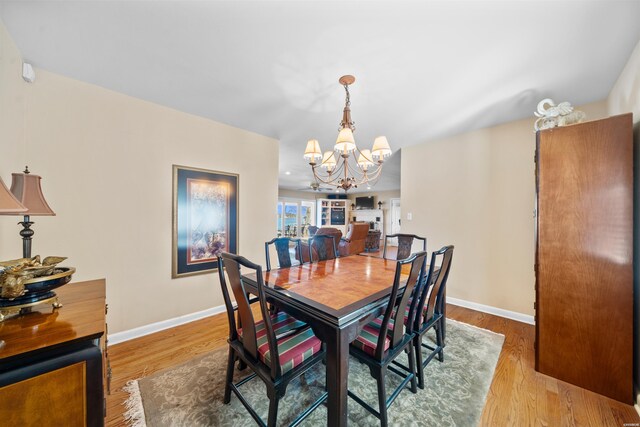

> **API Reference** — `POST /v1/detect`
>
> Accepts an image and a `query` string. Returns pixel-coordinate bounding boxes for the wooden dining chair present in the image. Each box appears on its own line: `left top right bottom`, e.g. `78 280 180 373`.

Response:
383 233 426 261
409 245 454 389
308 234 338 262
217 254 327 427
264 237 303 271
348 251 427 427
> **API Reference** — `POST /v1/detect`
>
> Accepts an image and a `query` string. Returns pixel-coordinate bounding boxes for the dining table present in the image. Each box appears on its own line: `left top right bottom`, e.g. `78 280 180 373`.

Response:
241 254 413 426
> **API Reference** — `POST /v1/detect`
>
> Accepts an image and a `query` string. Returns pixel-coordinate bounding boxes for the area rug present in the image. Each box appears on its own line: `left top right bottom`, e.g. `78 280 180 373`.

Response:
123 319 504 427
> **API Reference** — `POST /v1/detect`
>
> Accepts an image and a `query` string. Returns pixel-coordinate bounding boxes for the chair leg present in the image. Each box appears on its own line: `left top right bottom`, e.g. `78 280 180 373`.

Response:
267 391 279 427
237 354 247 371
377 369 388 427
414 336 425 389
224 348 235 404
435 321 444 362
408 343 418 394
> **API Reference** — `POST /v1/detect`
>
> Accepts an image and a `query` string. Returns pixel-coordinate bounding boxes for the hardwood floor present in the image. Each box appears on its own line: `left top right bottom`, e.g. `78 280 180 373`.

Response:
106 304 639 426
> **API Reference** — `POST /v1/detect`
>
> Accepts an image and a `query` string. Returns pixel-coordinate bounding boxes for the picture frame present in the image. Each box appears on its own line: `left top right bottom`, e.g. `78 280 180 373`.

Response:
172 165 239 278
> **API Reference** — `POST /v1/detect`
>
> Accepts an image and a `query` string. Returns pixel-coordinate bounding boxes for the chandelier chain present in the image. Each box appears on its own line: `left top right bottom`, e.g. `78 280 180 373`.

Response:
344 84 350 107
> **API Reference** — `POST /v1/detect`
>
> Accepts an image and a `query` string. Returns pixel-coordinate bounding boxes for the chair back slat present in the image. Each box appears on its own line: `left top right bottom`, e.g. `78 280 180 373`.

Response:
417 246 454 328
265 237 303 271
375 251 427 360
383 233 427 260
308 235 338 262
217 257 238 341
221 253 281 378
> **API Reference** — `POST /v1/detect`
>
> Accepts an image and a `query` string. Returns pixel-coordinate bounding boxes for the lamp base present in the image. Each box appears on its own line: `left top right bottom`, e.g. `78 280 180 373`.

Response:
18 215 34 259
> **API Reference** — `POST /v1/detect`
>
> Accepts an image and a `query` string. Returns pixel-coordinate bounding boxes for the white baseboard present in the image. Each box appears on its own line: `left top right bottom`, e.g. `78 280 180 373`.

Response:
447 297 535 325
108 297 533 346
108 304 227 346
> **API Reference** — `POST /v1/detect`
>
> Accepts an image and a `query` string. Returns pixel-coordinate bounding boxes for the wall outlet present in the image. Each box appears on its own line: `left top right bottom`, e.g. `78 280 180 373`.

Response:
407 212 412 220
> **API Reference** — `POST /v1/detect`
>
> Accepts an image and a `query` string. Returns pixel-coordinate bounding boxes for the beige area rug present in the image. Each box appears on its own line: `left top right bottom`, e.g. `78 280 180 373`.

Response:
123 319 504 427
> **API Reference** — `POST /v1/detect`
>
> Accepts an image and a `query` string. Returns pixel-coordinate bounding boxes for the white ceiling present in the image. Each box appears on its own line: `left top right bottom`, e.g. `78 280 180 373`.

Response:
1 1 639 193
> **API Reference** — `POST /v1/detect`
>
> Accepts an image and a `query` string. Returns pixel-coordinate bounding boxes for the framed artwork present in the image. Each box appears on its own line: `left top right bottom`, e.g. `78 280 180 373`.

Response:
172 165 238 278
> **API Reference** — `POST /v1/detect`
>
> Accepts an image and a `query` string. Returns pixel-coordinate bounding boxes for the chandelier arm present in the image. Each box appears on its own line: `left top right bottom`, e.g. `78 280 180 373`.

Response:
312 172 342 186
313 167 342 184
352 170 380 188
350 163 384 187
312 162 346 186
332 159 347 179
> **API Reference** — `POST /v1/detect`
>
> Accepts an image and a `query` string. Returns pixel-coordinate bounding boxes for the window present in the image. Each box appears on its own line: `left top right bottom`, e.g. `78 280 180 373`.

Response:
276 198 315 238
300 201 315 237
277 202 283 237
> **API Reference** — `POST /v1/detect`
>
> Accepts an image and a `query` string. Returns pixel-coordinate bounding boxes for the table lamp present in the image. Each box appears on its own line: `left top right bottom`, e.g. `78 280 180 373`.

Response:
0 167 55 258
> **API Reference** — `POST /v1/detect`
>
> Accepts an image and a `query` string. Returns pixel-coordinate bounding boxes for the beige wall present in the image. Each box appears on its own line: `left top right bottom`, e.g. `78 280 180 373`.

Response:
278 188 321 200
0 22 23 180
401 101 607 316
608 39 640 119
0 22 278 334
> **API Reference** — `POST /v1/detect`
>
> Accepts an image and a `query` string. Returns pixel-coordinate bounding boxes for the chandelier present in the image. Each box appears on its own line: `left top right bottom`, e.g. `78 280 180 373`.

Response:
303 75 392 192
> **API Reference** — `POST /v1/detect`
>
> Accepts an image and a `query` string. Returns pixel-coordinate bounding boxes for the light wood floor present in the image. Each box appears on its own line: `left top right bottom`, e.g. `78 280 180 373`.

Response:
106 305 639 426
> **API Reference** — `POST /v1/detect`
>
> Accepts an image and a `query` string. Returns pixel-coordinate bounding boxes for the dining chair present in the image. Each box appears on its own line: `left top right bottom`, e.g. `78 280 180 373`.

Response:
348 251 427 427
308 225 319 236
308 234 338 262
264 237 303 271
382 234 427 261
410 245 454 389
217 253 327 427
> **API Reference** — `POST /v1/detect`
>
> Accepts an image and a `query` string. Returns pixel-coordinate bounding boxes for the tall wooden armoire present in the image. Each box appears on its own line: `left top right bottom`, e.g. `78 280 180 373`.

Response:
535 113 633 404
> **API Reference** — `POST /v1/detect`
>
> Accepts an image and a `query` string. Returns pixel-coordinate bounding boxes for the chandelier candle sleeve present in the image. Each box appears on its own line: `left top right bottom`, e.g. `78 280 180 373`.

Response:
303 75 392 192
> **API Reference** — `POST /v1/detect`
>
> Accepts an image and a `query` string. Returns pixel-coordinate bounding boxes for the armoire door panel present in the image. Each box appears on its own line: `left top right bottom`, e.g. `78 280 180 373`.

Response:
535 113 633 404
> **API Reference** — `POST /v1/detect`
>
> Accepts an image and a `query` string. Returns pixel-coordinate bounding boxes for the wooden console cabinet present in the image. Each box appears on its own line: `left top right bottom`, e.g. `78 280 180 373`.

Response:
535 114 633 403
0 279 107 426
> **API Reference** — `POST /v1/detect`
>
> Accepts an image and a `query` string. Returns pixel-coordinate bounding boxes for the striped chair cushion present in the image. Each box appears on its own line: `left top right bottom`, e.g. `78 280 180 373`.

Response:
241 311 322 375
351 315 396 357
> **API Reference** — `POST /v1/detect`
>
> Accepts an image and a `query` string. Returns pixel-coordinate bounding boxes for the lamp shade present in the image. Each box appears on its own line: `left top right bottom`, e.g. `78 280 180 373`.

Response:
371 136 392 158
334 128 356 153
304 139 322 161
6 171 55 216
357 149 374 171
0 176 27 214
321 151 337 171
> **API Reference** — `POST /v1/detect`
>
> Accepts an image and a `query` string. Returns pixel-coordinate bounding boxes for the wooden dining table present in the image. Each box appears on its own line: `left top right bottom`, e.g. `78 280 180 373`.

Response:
241 254 409 427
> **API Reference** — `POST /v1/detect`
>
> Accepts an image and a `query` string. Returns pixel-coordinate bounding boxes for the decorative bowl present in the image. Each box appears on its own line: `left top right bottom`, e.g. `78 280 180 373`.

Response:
0 267 75 308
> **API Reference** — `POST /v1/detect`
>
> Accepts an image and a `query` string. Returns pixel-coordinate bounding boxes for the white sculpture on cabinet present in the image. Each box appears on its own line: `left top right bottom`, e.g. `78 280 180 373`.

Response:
534 98 586 131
